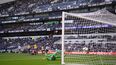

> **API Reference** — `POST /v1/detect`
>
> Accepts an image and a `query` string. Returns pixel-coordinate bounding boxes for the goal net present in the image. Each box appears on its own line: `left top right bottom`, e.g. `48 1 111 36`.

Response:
61 9 116 65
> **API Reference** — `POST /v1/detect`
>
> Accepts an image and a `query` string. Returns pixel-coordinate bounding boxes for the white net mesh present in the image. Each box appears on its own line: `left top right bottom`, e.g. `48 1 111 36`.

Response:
66 8 116 26
62 9 116 65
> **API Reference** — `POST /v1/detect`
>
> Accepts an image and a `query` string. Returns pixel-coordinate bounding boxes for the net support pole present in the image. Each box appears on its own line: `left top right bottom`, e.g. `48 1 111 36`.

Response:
61 12 65 65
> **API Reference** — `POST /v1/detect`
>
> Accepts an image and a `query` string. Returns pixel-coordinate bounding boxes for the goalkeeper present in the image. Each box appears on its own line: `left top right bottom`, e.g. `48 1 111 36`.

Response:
46 49 61 61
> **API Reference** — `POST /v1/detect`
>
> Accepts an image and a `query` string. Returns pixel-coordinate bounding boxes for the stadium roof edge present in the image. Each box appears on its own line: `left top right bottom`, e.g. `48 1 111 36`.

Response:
0 0 15 5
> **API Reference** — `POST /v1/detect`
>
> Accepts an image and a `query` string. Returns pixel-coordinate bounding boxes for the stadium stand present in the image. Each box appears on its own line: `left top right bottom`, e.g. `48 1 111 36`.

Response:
0 0 116 65
0 0 114 16
0 0 116 53
0 22 61 33
65 34 116 52
0 36 61 53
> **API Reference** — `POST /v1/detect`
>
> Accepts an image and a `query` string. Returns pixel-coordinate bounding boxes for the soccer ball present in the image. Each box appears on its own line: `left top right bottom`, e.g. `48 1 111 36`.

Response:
83 47 88 52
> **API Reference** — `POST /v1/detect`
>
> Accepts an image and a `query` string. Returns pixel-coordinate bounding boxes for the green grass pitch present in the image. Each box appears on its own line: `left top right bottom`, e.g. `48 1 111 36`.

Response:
0 53 61 65
0 53 116 65
65 54 116 65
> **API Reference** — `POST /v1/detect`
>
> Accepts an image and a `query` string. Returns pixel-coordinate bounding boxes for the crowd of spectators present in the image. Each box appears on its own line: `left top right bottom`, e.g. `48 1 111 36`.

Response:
0 36 61 53
0 34 116 53
0 0 112 16
64 33 116 52
65 42 116 52
0 0 116 54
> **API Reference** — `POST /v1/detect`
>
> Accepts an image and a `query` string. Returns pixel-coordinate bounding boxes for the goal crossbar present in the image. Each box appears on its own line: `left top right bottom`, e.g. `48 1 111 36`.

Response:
61 9 116 65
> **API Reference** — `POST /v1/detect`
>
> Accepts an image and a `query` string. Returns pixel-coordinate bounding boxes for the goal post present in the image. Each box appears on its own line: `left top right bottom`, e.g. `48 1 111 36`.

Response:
61 9 116 65
61 12 65 65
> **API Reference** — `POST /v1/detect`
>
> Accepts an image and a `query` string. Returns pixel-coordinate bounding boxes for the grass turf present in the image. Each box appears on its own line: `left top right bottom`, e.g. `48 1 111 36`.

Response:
65 54 116 65
0 53 61 65
0 53 116 65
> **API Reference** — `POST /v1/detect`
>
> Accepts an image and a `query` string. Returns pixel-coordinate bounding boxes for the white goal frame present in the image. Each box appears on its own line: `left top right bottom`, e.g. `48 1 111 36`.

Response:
61 12 65 64
61 10 116 64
